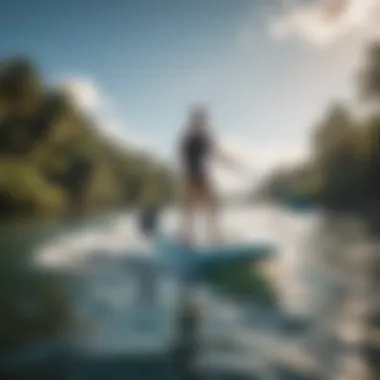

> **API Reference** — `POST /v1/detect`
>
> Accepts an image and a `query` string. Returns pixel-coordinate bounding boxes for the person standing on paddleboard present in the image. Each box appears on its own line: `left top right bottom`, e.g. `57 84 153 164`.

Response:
179 105 243 244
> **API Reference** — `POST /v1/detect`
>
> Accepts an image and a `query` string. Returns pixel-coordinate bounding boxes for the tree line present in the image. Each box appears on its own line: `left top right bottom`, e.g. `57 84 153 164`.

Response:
258 42 380 212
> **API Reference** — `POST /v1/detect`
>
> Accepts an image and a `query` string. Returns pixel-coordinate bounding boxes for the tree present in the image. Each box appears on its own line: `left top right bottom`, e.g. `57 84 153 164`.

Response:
313 103 356 160
0 57 43 119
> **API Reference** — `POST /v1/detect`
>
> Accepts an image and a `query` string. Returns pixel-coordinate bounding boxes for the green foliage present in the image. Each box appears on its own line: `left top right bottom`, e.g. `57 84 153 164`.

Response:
0 57 43 120
0 57 40 101
0 158 66 216
0 58 176 217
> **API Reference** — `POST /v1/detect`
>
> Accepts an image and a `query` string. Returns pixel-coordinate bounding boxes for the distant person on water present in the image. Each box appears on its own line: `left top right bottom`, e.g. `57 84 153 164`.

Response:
179 105 243 244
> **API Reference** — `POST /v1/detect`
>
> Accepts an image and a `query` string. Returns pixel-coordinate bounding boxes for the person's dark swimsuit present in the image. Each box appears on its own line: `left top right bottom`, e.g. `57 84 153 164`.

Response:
181 132 210 187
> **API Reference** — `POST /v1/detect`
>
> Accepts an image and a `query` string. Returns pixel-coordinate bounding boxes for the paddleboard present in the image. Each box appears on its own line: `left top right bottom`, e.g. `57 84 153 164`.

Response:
154 234 275 277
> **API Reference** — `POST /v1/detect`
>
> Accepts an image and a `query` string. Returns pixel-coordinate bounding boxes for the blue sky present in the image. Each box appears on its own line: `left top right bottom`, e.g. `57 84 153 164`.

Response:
1 0 379 192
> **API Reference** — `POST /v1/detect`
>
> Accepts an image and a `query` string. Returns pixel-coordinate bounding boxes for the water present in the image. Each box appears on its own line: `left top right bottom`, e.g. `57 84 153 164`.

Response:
0 204 374 379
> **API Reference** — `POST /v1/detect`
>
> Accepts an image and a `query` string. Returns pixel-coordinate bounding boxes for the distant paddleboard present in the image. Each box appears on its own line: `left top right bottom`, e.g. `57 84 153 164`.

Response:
154 234 275 277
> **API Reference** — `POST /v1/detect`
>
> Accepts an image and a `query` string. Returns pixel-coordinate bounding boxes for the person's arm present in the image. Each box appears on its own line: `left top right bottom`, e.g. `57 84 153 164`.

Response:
206 125 248 172
213 143 245 171
211 139 244 171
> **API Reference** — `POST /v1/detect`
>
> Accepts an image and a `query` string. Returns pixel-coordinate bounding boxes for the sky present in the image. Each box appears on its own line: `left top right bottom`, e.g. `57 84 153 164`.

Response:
1 0 380 194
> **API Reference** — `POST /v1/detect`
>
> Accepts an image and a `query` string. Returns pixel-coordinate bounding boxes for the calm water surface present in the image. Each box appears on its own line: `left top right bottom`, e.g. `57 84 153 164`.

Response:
0 204 371 379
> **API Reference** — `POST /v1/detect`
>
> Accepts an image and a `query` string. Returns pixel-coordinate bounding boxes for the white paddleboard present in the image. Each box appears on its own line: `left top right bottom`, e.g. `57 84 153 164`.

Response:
154 234 275 276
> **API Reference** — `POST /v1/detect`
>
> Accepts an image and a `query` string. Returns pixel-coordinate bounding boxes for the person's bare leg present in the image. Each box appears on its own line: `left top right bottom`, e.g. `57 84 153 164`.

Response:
181 185 196 245
182 204 194 245
204 188 222 244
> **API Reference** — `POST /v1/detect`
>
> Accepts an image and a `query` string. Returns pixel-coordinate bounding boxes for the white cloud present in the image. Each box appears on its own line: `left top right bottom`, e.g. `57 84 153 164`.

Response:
269 0 380 47
58 76 104 113
56 75 162 158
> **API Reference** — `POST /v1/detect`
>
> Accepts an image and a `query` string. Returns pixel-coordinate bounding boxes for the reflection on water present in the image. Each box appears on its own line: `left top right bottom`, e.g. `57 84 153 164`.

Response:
0 204 377 379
